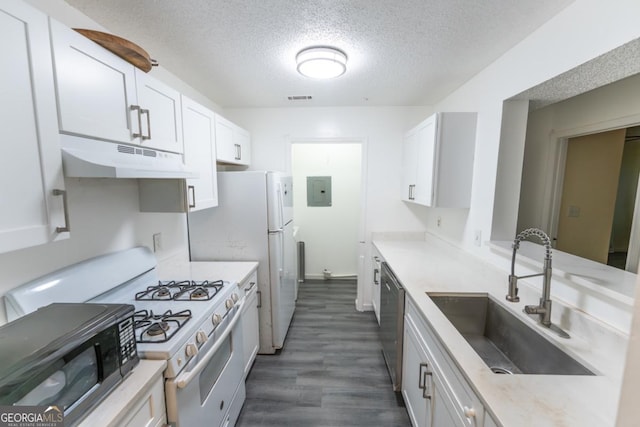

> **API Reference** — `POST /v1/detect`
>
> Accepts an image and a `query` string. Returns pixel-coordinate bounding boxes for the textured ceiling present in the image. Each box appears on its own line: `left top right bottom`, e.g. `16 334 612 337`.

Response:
513 38 640 111
64 0 574 108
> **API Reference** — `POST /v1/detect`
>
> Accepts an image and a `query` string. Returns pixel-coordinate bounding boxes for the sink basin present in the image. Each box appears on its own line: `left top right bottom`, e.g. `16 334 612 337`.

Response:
427 293 594 375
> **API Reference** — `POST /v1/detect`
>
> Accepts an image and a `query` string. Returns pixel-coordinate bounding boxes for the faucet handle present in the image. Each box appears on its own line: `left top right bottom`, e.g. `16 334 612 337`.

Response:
506 275 520 302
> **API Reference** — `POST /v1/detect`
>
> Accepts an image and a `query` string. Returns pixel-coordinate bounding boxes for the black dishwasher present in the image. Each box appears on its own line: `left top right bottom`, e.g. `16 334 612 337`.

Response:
379 262 405 391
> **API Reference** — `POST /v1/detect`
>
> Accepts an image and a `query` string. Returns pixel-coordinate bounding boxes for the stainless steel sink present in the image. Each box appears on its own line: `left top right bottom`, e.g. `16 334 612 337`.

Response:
427 293 594 375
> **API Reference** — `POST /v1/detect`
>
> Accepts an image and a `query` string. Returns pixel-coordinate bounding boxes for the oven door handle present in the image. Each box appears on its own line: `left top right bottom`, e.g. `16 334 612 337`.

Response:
175 299 245 389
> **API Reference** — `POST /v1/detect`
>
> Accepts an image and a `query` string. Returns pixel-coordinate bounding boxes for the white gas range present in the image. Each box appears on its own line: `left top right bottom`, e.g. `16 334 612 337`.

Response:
5 247 246 427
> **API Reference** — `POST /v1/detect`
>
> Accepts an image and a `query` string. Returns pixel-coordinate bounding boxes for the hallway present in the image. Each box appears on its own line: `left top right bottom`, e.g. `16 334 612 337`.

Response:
236 279 412 426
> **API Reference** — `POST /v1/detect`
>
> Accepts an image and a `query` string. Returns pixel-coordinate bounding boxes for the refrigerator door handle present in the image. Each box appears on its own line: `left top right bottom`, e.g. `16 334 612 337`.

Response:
279 230 285 278
276 182 285 229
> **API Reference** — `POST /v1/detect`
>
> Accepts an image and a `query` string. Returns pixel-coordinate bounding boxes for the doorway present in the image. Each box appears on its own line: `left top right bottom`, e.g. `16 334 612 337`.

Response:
290 141 363 283
553 126 640 271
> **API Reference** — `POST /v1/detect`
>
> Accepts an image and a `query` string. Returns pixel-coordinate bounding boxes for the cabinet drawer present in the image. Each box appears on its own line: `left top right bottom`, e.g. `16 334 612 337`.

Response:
406 298 484 427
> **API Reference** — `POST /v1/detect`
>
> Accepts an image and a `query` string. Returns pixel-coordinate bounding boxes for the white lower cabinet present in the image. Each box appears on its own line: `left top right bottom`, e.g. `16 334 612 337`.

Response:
402 317 432 425
120 375 166 427
240 270 259 378
0 0 69 255
403 297 485 427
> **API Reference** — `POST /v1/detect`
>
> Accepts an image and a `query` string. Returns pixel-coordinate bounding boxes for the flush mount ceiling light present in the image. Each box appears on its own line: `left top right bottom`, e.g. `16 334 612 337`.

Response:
296 47 348 79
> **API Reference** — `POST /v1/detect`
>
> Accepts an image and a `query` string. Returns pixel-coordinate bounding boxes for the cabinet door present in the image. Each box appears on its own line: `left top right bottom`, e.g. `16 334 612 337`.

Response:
414 115 437 206
49 19 138 144
402 318 432 427
135 69 184 153
182 96 218 211
215 115 250 166
121 376 166 427
402 130 418 202
432 374 461 427
241 274 259 378
215 115 236 163
0 0 69 254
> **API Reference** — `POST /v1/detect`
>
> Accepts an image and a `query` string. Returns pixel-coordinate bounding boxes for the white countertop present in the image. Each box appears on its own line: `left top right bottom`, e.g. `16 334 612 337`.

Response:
157 256 259 285
374 236 626 427
78 360 166 427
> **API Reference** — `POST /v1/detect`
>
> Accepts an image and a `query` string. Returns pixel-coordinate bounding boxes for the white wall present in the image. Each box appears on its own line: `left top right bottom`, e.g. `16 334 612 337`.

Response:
225 106 432 236
292 143 361 279
0 178 187 324
224 106 432 306
431 0 640 254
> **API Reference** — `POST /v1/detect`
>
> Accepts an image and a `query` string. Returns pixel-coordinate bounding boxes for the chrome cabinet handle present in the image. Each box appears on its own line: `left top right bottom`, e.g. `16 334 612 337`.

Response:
256 290 262 308
187 185 196 208
131 105 142 139
141 108 151 140
53 189 70 233
373 269 380 285
418 363 428 389
418 362 432 400
234 143 241 160
422 370 433 399
408 184 416 200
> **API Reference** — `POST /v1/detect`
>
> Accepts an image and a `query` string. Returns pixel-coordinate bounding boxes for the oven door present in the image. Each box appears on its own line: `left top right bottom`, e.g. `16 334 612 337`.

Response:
165 301 245 427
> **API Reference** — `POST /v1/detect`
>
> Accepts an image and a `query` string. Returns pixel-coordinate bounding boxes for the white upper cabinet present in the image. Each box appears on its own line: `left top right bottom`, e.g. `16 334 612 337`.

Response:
182 95 218 211
0 0 69 254
138 96 218 213
134 69 184 153
215 114 251 166
49 19 137 145
49 20 183 153
402 112 477 208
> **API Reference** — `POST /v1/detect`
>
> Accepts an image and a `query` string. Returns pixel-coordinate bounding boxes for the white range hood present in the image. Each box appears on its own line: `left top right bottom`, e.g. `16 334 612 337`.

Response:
60 134 198 179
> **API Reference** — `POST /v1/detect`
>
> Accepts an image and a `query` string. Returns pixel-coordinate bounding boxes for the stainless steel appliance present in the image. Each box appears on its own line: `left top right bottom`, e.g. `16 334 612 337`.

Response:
380 262 405 391
188 171 297 354
5 247 245 427
0 302 138 426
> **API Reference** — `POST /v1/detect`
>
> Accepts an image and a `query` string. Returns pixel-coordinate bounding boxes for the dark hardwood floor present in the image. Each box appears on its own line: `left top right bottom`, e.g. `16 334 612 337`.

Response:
236 279 412 427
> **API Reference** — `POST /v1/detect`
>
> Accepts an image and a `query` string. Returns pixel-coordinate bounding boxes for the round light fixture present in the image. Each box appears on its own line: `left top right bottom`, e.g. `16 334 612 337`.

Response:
296 47 347 79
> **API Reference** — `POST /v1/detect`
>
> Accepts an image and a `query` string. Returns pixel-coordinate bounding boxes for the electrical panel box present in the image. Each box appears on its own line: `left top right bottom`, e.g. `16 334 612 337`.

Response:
307 176 332 207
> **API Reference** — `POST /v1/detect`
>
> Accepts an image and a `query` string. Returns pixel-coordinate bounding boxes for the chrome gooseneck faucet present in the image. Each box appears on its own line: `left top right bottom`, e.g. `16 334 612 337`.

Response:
506 228 554 327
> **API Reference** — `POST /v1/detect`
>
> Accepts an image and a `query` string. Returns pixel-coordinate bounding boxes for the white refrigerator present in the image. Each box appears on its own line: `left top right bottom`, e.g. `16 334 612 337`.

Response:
188 171 297 354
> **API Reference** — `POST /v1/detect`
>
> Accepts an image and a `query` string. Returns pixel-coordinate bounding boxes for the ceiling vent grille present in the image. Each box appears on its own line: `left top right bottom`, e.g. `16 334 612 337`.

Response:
288 95 313 101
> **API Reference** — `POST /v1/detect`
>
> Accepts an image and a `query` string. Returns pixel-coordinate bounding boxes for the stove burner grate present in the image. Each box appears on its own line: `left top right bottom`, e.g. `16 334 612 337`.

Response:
135 280 224 301
133 309 192 343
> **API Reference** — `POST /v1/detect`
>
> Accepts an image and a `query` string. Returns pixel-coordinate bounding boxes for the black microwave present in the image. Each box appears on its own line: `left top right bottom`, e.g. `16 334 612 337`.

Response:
0 303 139 426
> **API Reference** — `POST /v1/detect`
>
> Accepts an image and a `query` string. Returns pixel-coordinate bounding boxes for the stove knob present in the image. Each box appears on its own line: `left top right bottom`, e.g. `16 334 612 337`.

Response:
196 330 207 344
185 343 197 358
225 298 235 309
231 292 239 303
212 313 222 326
